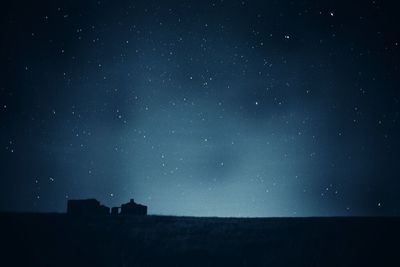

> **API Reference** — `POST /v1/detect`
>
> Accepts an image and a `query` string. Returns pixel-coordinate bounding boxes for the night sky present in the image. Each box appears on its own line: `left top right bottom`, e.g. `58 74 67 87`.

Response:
1 0 400 216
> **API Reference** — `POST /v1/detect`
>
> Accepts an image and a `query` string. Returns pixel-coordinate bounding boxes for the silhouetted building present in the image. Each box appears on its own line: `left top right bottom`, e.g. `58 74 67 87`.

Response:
66 198 147 216
67 199 110 216
120 199 147 215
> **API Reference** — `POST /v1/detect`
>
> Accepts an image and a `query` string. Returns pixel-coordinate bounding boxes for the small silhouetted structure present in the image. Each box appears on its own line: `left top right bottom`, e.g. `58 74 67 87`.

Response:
120 199 147 215
67 199 110 216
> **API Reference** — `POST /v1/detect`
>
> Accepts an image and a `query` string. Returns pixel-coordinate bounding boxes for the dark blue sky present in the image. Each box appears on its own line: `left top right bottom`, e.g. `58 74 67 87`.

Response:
1 0 400 216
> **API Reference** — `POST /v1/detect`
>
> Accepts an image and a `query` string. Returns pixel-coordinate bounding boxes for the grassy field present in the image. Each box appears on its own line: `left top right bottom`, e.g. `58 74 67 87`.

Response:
1 213 399 266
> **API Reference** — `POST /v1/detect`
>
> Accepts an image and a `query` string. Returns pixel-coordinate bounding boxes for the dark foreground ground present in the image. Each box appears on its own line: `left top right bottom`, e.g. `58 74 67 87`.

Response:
1 213 399 266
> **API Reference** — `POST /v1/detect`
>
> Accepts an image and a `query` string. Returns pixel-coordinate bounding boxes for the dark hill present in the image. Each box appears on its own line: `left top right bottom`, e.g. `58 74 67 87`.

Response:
0 213 399 266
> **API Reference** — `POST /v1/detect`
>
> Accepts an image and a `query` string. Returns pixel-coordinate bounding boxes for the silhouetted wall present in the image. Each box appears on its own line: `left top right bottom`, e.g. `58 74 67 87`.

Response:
67 199 110 216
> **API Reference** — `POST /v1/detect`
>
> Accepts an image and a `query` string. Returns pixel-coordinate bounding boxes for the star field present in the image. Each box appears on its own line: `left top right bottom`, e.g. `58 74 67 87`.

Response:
1 0 400 216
